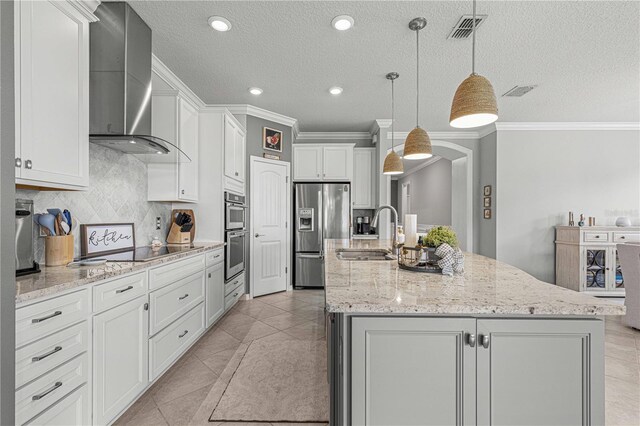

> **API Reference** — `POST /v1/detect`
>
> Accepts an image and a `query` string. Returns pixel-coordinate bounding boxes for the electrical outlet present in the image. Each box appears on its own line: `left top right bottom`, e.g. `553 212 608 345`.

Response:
156 217 161 230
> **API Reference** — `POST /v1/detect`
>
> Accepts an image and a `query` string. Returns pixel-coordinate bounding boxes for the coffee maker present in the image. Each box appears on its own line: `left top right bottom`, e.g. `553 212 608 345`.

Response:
362 216 371 234
16 199 40 276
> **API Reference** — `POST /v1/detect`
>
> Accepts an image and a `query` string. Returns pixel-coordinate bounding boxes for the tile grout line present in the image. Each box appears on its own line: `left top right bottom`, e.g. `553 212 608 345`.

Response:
208 341 253 422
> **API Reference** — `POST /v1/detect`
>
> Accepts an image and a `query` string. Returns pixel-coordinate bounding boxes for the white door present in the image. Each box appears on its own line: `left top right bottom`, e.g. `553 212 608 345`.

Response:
93 296 149 425
293 145 322 180
178 99 199 201
323 145 353 181
251 157 290 297
16 0 89 188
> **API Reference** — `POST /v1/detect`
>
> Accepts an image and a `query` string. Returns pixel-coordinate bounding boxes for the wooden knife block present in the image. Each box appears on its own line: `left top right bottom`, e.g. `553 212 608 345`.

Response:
166 223 191 245
166 209 196 245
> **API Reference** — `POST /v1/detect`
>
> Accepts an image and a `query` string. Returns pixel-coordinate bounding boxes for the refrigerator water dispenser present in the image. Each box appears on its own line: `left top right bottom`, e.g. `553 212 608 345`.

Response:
298 208 314 231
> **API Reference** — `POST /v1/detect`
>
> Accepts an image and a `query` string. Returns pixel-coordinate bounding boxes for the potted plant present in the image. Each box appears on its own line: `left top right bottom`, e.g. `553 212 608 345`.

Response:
422 226 458 262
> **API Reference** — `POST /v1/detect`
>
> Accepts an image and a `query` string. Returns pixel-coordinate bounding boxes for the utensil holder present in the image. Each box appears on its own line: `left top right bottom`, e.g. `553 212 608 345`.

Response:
166 223 191 245
45 235 74 266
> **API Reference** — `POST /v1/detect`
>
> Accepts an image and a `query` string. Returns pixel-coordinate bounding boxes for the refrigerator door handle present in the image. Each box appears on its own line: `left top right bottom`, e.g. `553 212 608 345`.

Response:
317 189 323 250
297 254 322 259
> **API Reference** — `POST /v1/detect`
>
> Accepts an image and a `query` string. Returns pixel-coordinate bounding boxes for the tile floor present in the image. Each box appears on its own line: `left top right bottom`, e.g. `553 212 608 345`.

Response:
116 290 640 426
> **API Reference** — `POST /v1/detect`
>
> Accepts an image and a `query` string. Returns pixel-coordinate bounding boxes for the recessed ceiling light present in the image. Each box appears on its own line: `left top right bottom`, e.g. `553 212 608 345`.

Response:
329 86 343 95
332 15 354 31
208 16 231 32
249 87 263 96
156 151 163 155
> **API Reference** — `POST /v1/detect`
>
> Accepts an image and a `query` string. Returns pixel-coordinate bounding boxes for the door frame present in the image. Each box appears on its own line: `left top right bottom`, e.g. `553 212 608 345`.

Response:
249 155 292 298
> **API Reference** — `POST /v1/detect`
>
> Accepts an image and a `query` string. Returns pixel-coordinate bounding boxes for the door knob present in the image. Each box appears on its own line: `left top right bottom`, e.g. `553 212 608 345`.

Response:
255 233 265 238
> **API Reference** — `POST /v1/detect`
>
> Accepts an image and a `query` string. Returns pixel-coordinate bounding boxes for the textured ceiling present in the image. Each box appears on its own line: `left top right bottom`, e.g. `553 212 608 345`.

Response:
128 0 640 132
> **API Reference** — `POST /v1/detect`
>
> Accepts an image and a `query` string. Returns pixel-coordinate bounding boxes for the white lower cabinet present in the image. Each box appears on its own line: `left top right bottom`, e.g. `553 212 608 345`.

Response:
149 271 205 335
206 262 225 328
93 295 149 425
16 354 88 426
26 383 89 426
149 303 205 381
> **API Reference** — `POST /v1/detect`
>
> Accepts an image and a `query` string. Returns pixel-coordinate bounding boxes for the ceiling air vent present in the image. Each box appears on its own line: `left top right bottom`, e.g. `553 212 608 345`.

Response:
502 85 538 97
447 15 487 39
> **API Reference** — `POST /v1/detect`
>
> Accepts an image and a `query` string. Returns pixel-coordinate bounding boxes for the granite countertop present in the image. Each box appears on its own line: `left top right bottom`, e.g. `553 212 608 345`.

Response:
16 242 225 304
324 239 625 316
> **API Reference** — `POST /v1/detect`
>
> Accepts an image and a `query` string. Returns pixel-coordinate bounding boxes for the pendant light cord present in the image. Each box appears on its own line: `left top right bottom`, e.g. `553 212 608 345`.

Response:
472 0 476 74
416 28 420 127
391 77 395 151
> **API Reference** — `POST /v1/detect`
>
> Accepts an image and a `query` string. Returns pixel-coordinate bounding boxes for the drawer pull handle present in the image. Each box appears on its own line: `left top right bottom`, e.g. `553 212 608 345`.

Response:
233 292 239 297
32 311 62 324
116 285 134 294
620 236 626 239
214 254 221 258
179 293 189 300
32 381 62 401
178 330 189 338
595 235 600 238
32 346 62 362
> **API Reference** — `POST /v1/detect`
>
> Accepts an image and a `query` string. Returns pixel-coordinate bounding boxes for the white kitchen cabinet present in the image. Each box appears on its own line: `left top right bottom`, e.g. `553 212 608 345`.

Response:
292 144 354 181
293 145 323 180
14 0 97 189
93 295 149 425
206 262 225 328
352 148 376 208
148 90 199 202
26 384 89 426
224 114 246 194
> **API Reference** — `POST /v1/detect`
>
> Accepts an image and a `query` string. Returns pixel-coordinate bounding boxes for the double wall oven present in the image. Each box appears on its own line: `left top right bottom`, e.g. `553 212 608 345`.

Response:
224 192 247 281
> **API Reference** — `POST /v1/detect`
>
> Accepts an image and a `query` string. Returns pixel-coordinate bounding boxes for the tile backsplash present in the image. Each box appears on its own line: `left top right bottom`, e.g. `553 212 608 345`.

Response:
16 144 172 262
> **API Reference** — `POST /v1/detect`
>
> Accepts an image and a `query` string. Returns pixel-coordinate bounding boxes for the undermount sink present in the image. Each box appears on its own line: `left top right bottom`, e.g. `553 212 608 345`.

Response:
336 249 395 261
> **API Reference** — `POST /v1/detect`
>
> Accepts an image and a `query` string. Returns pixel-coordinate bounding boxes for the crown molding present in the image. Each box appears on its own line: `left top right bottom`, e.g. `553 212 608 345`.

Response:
371 119 393 135
494 122 640 131
71 0 101 21
214 104 298 128
152 55 205 109
295 132 372 141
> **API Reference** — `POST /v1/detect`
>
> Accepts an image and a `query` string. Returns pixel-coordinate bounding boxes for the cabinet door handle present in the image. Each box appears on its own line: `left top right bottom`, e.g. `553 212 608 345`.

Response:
178 330 189 338
255 233 265 238
15 157 22 168
235 171 239 176
181 189 185 195
116 285 134 294
144 303 149 311
32 381 62 401
480 334 490 348
467 333 476 347
620 236 626 239
317 173 320 177
178 293 189 300
32 311 62 323
25 159 33 169
208 273 212 278
32 346 62 362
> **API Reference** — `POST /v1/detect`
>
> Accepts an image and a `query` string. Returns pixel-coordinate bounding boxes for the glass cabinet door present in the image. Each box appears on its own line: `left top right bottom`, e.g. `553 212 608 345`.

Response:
613 248 624 289
584 249 607 289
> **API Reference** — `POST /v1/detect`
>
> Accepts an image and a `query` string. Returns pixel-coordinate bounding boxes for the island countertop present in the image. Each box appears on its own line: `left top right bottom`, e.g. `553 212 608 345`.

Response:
324 239 624 316
16 242 224 304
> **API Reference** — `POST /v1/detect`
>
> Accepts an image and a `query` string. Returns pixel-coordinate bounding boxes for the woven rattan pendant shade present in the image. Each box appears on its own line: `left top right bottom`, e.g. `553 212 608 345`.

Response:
383 150 403 175
450 73 498 128
403 127 432 160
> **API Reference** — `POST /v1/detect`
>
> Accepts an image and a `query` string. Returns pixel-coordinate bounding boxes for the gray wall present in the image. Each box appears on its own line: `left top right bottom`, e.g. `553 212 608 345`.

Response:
496 129 640 283
0 0 16 422
16 145 172 262
396 159 452 226
478 131 497 258
239 114 293 290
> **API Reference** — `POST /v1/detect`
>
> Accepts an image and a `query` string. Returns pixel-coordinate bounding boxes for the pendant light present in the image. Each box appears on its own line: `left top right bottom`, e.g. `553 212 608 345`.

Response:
449 0 498 128
403 17 433 160
383 72 403 175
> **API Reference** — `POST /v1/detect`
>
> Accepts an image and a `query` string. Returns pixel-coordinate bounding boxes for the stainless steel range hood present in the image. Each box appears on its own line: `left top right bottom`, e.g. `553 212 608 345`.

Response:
89 2 189 163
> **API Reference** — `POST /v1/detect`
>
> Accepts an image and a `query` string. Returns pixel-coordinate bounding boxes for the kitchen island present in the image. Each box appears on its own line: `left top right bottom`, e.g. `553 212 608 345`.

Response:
324 239 624 425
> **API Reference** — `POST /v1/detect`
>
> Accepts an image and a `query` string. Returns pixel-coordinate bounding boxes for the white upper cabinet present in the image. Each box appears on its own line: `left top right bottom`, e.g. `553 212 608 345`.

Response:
15 0 96 189
148 91 199 202
293 144 354 181
223 114 246 194
353 148 376 208
293 146 323 180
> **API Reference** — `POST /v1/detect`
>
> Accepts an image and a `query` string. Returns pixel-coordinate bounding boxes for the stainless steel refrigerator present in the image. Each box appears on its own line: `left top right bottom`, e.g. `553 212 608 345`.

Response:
294 183 351 288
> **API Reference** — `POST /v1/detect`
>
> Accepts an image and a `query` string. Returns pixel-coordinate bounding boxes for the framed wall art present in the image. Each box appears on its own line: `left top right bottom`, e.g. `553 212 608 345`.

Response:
80 223 135 258
263 127 283 152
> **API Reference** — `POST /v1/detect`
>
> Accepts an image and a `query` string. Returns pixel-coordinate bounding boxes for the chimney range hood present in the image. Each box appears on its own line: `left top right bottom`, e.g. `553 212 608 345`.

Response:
89 2 189 163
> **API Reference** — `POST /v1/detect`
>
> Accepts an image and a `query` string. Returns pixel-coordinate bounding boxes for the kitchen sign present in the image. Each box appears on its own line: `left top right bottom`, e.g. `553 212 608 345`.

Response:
80 223 135 258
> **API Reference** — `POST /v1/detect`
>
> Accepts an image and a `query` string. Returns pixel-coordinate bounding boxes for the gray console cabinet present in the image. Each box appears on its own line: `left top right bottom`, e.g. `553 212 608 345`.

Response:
347 316 603 426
